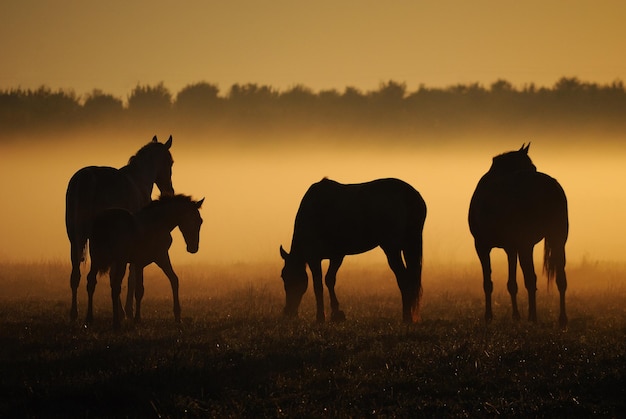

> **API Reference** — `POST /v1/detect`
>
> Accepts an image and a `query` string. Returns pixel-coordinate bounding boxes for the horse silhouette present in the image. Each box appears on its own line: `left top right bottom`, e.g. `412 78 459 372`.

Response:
469 144 569 329
86 194 204 328
280 178 427 323
65 135 175 322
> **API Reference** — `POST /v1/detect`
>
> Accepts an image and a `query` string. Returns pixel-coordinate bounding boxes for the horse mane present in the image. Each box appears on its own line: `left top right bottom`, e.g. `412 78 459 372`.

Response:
128 141 172 165
489 148 537 175
140 194 196 212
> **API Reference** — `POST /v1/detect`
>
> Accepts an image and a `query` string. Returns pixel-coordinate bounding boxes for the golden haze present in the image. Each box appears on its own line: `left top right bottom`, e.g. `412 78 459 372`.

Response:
0 130 624 269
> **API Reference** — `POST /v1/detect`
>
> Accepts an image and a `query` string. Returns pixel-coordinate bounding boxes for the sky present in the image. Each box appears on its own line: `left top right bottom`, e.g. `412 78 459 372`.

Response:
2 1 626 99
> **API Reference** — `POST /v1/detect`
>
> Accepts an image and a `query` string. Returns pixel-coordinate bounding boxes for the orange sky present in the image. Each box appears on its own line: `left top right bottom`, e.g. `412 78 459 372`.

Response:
2 1 626 98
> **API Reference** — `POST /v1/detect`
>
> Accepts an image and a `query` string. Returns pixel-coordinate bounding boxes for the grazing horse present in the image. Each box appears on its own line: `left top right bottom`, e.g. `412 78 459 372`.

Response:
86 194 204 328
469 144 569 329
66 135 174 321
280 178 427 323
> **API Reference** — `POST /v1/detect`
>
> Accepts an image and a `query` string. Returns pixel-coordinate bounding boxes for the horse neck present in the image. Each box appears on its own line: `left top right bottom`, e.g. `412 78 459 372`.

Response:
120 159 157 199
137 202 183 234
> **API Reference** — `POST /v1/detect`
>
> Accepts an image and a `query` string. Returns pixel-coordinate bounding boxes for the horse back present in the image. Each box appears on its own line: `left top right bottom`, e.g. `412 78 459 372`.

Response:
293 178 426 256
469 170 568 246
65 166 146 240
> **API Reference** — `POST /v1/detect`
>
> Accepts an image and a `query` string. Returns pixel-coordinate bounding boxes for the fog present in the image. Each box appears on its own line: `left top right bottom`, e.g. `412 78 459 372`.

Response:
1 130 625 271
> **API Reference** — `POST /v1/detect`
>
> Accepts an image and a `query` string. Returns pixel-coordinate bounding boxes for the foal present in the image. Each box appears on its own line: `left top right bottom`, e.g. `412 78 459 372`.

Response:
86 194 204 328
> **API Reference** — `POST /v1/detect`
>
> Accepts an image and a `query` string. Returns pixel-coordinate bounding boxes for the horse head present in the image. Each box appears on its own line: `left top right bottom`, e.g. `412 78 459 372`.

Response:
279 245 308 317
178 197 204 254
153 135 175 197
489 143 537 174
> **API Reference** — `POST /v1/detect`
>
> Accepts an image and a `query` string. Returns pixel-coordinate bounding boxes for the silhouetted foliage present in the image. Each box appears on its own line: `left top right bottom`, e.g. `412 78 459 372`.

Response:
174 82 221 115
83 89 124 122
2 77 626 138
127 82 172 118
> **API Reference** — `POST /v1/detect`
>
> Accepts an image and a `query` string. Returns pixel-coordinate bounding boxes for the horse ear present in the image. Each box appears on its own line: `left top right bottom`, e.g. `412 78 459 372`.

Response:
165 135 172 149
280 245 289 260
524 142 531 153
518 143 526 152
196 198 205 208
152 135 158 143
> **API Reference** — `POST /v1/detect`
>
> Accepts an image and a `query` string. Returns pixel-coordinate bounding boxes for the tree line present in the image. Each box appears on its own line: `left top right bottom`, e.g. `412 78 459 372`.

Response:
1 77 626 137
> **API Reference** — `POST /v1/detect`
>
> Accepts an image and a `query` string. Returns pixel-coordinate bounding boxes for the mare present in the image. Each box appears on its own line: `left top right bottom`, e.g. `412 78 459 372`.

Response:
65 135 175 321
468 144 569 329
86 194 204 328
280 178 427 323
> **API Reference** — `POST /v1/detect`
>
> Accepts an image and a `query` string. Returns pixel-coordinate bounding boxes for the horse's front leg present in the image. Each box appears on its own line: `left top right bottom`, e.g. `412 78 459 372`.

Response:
133 266 145 322
110 263 127 329
475 243 493 324
124 263 138 319
518 246 537 323
85 267 97 325
309 261 325 322
156 254 181 323
326 256 345 322
505 248 521 321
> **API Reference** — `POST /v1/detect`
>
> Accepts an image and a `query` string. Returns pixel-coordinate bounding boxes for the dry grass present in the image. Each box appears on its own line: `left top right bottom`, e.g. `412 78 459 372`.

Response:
0 260 624 417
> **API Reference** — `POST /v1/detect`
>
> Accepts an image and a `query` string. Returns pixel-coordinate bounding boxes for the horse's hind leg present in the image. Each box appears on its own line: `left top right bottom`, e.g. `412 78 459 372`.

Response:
505 248 521 321
556 268 567 330
383 246 415 323
518 246 538 323
85 267 97 324
326 256 345 322
69 239 85 321
550 242 568 330
402 241 424 323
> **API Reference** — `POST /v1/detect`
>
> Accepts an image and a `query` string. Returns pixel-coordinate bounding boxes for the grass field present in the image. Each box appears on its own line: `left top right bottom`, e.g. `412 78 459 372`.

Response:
0 260 624 417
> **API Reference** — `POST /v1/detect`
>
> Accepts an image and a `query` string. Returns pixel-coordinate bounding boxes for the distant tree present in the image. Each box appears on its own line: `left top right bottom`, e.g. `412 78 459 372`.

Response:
490 79 515 94
279 84 316 107
369 80 407 103
82 89 123 120
227 83 278 121
174 82 221 114
553 77 585 93
127 82 172 116
228 83 278 104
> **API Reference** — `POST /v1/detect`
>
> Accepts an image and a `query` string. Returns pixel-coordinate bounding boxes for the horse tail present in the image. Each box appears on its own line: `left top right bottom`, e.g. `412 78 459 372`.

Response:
543 196 568 285
66 170 95 264
404 187 427 322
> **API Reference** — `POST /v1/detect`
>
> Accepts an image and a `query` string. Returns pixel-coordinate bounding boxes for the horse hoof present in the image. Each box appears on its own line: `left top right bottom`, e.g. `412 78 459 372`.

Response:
331 311 346 322
316 313 326 323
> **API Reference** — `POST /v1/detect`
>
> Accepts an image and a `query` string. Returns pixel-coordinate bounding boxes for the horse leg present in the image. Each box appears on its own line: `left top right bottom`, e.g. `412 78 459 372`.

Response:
110 263 126 329
475 243 493 324
124 263 137 319
133 267 145 323
326 256 345 322
383 246 413 323
85 267 97 325
309 260 325 322
505 248 520 321
402 241 424 323
518 246 538 323
556 267 568 330
156 255 181 323
69 239 85 321
549 242 568 329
